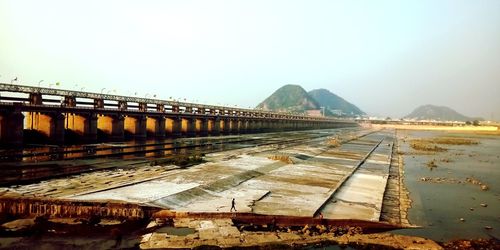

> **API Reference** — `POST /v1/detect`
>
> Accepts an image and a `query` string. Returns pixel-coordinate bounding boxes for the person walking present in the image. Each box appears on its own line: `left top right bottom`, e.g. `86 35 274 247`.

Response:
230 198 237 212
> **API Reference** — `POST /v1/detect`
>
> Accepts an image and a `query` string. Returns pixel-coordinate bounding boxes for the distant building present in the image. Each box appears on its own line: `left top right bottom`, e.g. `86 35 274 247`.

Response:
330 109 343 116
306 109 323 117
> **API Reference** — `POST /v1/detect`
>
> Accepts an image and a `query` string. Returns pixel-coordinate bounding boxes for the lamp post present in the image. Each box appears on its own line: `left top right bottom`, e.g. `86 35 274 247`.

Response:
38 80 44 87
101 88 106 94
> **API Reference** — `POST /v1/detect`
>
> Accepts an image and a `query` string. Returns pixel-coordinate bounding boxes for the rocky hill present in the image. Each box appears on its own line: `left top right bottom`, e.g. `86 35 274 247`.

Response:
404 104 479 121
256 85 319 113
308 88 365 116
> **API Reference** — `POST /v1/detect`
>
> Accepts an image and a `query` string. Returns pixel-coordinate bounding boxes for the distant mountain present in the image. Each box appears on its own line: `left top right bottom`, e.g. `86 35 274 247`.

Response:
404 105 480 121
308 89 365 116
256 84 319 113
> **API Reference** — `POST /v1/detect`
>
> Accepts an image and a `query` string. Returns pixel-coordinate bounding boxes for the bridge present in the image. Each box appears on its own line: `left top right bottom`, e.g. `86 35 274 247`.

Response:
0 83 357 145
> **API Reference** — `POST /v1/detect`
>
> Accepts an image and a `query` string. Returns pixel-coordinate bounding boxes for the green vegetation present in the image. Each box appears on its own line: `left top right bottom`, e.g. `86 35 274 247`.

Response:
256 85 364 117
256 84 319 113
410 139 448 152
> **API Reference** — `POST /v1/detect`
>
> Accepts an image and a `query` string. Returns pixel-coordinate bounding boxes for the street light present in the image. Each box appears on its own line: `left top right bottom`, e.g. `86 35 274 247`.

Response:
38 80 44 87
101 88 106 94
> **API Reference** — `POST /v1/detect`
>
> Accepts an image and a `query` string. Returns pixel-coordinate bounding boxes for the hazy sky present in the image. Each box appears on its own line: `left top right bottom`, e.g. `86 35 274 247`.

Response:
1 0 499 119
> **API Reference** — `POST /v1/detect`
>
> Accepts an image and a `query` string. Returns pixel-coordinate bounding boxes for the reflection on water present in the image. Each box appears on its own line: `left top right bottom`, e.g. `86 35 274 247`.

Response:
0 129 358 185
393 131 500 242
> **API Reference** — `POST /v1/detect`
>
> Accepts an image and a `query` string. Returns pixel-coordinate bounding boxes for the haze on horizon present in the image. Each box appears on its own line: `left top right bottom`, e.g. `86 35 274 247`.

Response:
1 0 499 120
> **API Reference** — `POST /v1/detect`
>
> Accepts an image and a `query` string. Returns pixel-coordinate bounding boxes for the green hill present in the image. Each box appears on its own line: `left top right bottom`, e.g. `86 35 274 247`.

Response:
404 104 480 121
308 89 365 116
256 84 319 113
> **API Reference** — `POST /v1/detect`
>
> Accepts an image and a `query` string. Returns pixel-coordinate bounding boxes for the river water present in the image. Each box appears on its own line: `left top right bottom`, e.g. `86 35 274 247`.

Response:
393 130 500 242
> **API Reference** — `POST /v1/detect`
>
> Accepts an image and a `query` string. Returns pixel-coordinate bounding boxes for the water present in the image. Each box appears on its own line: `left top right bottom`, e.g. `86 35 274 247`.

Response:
155 226 196 236
393 130 500 242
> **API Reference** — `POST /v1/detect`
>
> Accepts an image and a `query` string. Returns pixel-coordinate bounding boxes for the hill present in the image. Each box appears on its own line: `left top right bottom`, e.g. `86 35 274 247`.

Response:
404 105 479 121
308 89 365 116
256 85 319 113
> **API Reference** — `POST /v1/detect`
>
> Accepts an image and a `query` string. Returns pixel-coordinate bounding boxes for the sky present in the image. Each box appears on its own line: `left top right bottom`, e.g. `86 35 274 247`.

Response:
1 0 499 119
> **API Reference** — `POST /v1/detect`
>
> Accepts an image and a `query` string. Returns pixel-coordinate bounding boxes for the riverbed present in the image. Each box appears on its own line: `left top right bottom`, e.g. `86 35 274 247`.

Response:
393 130 500 242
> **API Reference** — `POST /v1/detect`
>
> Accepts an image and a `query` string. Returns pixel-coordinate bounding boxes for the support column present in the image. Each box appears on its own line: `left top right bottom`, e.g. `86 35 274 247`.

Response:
97 114 124 141
65 113 98 142
196 118 208 136
253 120 262 133
239 120 248 134
147 116 166 138
181 118 195 136
111 115 125 140
221 118 230 135
230 119 239 134
210 118 220 136
125 115 146 139
0 111 24 146
26 112 65 144
166 117 182 137
52 113 66 144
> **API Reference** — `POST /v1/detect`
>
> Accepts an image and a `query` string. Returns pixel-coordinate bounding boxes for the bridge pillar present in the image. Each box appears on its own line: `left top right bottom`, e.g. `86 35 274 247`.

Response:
0 111 24 146
245 120 252 133
97 114 124 141
209 118 220 136
273 120 280 132
196 118 208 136
181 118 196 136
250 120 260 133
97 115 125 141
26 112 65 144
260 120 269 132
281 120 288 131
65 113 98 142
147 116 166 138
273 120 280 131
239 119 248 134
252 120 261 133
287 121 294 131
166 117 182 137
221 119 230 135
125 115 147 139
230 119 239 134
